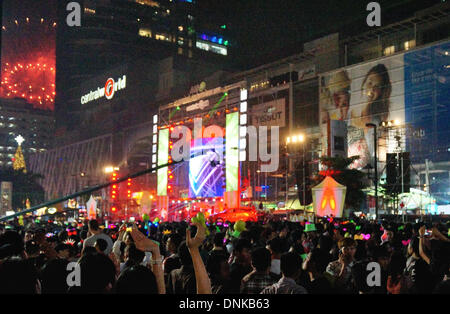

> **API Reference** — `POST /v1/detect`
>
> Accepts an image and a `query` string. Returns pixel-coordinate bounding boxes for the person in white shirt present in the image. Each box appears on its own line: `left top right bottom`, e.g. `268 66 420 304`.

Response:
83 220 114 255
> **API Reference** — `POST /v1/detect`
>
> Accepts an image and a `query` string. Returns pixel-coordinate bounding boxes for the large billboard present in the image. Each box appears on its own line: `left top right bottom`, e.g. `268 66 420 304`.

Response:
320 53 406 169
404 41 450 164
320 40 450 206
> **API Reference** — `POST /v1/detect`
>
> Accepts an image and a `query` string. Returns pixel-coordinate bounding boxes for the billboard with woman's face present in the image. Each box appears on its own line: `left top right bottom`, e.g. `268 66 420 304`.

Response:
320 54 405 169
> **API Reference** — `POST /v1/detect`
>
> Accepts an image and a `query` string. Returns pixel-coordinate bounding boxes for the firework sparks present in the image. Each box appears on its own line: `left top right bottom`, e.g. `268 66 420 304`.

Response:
1 14 56 110
1 60 55 108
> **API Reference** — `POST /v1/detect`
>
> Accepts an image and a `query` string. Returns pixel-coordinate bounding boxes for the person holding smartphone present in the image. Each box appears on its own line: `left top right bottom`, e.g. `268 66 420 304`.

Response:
326 238 357 293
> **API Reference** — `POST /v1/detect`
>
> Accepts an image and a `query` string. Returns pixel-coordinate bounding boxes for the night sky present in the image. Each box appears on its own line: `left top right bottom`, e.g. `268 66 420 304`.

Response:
196 0 442 69
0 0 57 110
0 0 443 96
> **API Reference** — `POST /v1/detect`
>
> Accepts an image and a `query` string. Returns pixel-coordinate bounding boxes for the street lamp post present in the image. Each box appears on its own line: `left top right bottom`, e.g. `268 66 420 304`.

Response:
366 123 378 220
285 143 289 205
302 140 306 207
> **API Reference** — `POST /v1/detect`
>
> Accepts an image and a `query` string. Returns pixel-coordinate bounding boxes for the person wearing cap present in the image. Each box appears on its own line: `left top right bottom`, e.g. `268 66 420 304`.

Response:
322 70 351 124
302 223 318 254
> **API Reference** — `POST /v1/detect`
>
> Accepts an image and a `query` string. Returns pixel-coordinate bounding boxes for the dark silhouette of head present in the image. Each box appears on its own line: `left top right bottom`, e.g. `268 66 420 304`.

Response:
115 265 158 294
77 252 116 293
251 247 271 272
178 241 193 266
281 252 302 278
0 257 38 293
40 258 70 294
0 231 25 258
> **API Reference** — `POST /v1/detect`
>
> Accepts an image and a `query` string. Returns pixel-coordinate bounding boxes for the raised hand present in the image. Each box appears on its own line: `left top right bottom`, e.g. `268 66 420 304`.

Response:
419 225 426 237
186 222 206 250
130 224 159 254
431 227 450 242
108 252 120 275
191 212 210 236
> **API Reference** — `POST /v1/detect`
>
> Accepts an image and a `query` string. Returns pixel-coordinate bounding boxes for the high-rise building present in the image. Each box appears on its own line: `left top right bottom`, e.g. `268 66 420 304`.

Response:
0 98 54 169
55 0 231 131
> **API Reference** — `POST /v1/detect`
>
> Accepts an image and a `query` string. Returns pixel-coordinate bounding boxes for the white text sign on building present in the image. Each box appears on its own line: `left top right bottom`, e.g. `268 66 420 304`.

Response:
251 99 286 127
81 75 127 104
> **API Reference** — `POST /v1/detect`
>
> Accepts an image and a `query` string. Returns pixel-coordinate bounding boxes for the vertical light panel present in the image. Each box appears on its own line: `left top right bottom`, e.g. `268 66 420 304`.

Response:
152 114 158 173
157 128 169 196
239 89 248 162
226 112 239 191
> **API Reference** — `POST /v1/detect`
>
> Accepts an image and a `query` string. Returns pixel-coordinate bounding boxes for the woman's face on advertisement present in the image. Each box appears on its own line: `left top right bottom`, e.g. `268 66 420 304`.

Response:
363 73 383 103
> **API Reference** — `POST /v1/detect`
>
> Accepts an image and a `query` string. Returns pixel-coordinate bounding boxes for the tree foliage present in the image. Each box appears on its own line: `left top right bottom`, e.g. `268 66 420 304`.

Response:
0 169 45 211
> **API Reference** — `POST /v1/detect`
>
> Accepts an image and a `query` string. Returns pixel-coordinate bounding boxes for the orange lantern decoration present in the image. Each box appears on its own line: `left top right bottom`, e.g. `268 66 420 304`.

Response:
312 176 346 218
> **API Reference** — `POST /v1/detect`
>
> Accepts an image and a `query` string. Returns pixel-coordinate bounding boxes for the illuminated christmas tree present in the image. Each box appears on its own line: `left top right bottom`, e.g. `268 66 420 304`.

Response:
13 135 27 173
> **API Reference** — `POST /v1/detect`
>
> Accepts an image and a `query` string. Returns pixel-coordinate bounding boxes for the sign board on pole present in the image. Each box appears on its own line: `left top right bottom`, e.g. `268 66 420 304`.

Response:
0 182 13 217
86 195 97 220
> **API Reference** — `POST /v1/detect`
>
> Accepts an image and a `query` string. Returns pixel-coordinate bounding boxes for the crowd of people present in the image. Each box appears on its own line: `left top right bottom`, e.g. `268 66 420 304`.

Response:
0 215 449 294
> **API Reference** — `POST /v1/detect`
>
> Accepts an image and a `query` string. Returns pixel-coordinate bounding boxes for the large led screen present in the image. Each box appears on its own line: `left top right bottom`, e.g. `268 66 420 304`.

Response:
189 137 224 198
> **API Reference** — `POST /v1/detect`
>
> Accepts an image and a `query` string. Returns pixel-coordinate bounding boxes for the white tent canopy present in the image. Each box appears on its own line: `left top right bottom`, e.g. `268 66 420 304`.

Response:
312 176 347 218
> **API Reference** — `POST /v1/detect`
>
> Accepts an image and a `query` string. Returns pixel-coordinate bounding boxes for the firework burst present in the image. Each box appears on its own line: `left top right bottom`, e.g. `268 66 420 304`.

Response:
1 15 56 110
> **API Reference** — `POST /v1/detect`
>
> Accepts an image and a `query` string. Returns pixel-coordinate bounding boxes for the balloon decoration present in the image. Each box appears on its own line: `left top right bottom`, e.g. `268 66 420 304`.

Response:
142 213 149 222
191 212 210 236
354 234 371 241
230 220 246 238
234 220 246 233
381 229 389 243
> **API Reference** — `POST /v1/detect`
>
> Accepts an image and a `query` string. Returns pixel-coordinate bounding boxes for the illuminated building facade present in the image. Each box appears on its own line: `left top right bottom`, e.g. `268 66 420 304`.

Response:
0 98 54 169
55 0 231 132
28 1 450 218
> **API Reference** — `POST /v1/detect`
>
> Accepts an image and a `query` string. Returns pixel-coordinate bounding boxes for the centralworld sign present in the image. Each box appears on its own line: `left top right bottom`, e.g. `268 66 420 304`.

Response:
81 75 127 104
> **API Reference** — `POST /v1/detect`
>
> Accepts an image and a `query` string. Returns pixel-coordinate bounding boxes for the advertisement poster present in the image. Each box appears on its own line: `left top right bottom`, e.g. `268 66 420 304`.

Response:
320 54 405 169
404 41 450 164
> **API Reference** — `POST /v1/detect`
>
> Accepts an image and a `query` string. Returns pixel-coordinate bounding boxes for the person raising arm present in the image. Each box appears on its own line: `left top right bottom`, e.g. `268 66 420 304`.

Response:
418 226 431 265
186 222 212 294
130 224 165 294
